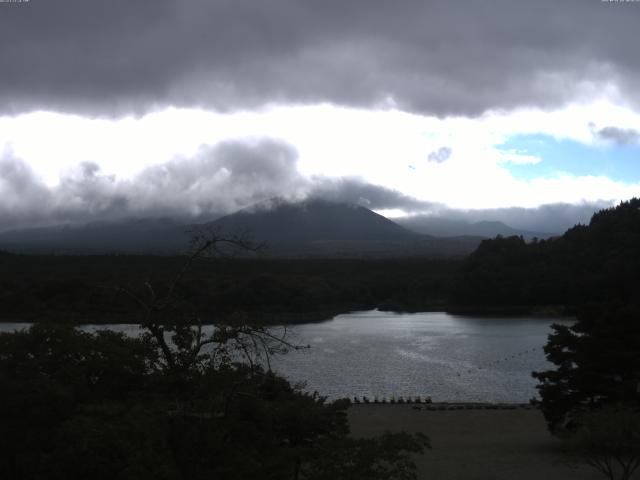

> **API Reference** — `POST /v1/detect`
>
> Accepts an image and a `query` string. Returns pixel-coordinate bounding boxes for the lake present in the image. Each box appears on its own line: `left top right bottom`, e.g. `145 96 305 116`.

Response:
0 310 571 403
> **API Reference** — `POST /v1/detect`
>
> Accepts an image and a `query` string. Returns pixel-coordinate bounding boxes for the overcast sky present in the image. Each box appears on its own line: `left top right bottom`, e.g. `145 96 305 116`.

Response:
1 0 639 231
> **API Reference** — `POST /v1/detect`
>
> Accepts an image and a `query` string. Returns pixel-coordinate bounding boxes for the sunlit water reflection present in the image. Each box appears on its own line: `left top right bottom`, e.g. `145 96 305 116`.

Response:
0 310 572 402
269 310 571 402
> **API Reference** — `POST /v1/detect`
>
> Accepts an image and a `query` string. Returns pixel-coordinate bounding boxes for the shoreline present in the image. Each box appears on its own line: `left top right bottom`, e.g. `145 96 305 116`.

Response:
347 400 537 410
0 305 574 325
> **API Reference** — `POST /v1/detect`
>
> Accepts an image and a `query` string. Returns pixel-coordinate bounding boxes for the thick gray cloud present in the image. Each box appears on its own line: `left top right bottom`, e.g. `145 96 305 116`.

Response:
595 126 640 145
307 177 436 212
1 0 639 116
0 151 53 224
0 138 435 231
0 137 613 235
132 140 308 216
0 139 308 231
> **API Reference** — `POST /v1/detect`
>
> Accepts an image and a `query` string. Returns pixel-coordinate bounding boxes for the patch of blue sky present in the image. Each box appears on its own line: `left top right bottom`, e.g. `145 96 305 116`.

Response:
497 134 640 183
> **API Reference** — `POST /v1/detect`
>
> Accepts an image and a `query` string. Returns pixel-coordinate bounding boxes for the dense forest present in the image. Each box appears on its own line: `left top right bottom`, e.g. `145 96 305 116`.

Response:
1 236 431 480
2 200 639 478
453 198 640 310
1 198 639 324
0 255 458 324
0 317 428 479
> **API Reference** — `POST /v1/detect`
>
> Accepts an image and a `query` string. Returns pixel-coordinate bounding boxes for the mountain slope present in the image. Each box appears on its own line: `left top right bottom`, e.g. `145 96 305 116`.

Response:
207 198 416 244
0 218 190 253
397 216 554 240
0 199 482 257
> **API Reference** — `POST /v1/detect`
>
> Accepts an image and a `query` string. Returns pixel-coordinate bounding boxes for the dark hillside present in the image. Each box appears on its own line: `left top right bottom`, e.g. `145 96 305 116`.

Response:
453 198 640 309
0 199 480 258
0 254 459 324
0 218 190 253
397 216 554 240
209 198 416 244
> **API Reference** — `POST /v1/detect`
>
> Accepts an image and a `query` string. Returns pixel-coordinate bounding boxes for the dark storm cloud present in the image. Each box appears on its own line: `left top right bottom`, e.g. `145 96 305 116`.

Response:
2 0 639 116
595 126 640 145
427 147 452 163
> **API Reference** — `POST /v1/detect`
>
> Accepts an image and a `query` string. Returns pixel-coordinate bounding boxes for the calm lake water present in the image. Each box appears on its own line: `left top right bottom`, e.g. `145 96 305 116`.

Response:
0 310 571 403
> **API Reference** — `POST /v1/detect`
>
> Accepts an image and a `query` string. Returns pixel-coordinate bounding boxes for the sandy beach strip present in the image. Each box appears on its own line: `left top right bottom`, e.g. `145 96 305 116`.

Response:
348 404 610 480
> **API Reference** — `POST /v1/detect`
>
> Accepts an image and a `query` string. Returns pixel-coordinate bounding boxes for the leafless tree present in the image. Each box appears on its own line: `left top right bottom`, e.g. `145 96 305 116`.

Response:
119 227 305 376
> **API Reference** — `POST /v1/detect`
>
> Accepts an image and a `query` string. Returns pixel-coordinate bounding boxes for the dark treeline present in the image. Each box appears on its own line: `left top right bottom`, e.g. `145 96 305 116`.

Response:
453 198 640 311
455 199 640 464
1 198 638 323
0 321 428 480
0 254 458 324
2 201 639 477
1 236 432 480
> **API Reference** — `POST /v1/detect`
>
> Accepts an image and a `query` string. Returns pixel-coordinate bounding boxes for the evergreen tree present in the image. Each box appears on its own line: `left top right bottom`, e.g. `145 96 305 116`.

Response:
533 303 640 432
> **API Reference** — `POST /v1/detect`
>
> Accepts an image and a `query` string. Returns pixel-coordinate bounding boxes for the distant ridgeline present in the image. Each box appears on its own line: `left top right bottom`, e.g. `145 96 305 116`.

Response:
452 198 640 310
0 199 482 258
0 199 638 323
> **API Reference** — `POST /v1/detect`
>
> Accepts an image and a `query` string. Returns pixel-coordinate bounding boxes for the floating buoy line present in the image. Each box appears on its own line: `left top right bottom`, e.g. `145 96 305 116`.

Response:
455 346 543 377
